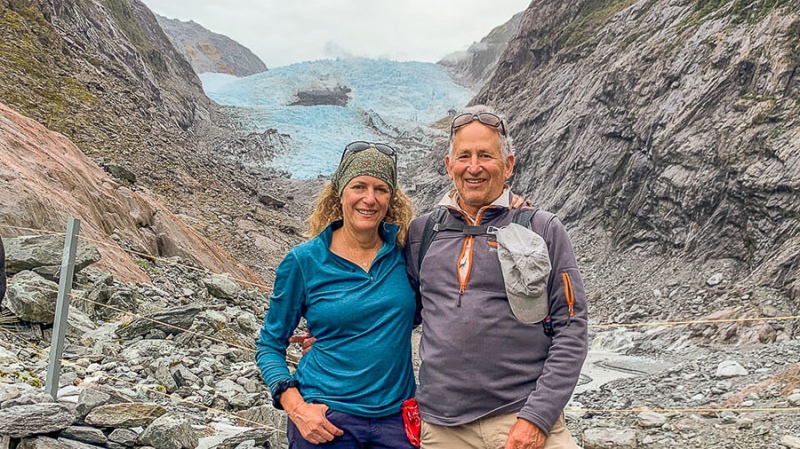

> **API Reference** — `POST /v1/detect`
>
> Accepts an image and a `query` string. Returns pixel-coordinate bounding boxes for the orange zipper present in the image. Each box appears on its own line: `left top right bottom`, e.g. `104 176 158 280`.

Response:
455 207 496 306
562 272 575 324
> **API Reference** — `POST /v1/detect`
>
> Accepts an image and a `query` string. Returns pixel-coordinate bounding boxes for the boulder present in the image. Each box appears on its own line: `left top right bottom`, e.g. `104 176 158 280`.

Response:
203 275 242 300
115 305 202 339
583 428 637 449
84 403 166 428
715 360 749 378
4 235 100 279
0 403 76 438
58 426 107 445
138 414 199 449
5 271 60 323
75 384 134 418
211 428 274 449
108 429 139 446
17 436 75 449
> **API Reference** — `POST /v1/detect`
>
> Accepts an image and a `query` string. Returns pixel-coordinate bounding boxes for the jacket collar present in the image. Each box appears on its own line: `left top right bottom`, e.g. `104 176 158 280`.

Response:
437 187 513 221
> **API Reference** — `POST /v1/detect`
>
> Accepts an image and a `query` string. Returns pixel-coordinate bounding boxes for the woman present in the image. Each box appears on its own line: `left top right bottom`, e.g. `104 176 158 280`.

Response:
255 141 417 448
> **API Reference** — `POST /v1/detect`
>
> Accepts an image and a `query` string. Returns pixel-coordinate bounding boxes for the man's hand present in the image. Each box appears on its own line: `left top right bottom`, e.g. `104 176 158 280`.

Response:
504 418 546 449
287 401 344 444
289 333 315 354
510 194 532 209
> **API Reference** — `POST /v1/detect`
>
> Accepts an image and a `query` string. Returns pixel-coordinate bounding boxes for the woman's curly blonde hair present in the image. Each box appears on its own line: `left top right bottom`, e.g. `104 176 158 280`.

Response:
305 181 414 248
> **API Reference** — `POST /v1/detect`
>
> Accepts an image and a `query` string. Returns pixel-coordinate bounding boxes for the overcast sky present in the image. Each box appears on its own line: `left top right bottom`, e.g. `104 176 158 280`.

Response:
141 1 531 68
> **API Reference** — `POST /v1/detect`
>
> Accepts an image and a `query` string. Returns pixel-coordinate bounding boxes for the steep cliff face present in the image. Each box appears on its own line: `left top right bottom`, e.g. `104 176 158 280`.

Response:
0 102 263 285
0 0 206 154
156 15 267 77
471 0 799 301
0 0 303 279
438 11 524 89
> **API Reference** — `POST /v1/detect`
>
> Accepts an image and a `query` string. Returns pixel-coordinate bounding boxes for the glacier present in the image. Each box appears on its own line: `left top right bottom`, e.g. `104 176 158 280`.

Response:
200 58 475 179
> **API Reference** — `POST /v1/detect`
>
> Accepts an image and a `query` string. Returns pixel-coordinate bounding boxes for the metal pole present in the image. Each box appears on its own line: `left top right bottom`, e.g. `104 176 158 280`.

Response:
45 217 80 400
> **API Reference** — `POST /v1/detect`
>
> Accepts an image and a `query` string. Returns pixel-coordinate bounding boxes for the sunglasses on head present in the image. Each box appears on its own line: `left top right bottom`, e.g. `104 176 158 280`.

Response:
341 141 397 163
450 112 507 137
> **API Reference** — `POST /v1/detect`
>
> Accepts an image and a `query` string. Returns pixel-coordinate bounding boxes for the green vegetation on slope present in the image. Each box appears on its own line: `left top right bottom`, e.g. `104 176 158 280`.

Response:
563 0 637 49
788 19 800 67
102 0 167 73
0 6 99 137
692 0 791 25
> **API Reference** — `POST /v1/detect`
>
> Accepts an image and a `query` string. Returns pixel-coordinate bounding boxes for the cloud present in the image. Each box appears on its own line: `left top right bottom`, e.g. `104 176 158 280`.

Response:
142 0 530 68
322 42 356 60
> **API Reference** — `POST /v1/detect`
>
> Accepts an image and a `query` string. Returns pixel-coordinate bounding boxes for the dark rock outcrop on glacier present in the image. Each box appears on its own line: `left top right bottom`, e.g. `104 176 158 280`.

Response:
290 86 351 107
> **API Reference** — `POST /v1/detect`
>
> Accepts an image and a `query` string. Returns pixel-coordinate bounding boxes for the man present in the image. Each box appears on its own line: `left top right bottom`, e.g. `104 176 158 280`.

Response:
404 104 588 449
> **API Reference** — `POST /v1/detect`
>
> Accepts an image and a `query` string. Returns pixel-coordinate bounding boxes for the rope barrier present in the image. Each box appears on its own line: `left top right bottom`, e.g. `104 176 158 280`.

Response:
5 224 800 424
17 283 261 355
0 329 287 436
77 294 261 355
590 315 800 329
0 223 65 236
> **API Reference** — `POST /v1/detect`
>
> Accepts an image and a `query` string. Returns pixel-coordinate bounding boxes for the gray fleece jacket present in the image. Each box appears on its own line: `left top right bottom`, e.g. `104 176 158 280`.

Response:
404 190 588 435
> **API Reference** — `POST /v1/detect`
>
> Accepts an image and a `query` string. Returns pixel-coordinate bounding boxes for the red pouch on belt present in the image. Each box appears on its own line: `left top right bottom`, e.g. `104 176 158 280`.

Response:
401 398 421 447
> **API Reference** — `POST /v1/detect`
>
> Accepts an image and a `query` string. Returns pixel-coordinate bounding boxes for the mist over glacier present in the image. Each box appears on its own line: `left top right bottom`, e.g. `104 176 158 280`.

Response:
200 58 474 179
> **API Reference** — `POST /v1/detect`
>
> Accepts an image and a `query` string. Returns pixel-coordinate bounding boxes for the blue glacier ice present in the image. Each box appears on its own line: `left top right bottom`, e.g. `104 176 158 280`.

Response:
200 58 475 179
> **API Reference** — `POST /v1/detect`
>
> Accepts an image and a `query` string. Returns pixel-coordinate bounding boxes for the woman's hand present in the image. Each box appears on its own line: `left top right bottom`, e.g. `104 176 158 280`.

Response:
289 333 316 355
510 194 532 209
287 401 344 444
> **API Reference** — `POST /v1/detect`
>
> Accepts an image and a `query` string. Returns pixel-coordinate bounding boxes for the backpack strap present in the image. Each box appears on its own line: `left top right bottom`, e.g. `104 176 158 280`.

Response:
417 206 449 273
418 206 538 273
510 207 538 230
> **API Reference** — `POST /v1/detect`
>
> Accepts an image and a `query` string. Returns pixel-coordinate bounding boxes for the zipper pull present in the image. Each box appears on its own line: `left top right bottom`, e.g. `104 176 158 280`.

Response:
457 287 464 307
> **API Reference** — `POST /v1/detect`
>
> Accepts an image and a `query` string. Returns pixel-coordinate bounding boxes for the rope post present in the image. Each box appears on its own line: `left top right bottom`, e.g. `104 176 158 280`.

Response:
45 217 80 400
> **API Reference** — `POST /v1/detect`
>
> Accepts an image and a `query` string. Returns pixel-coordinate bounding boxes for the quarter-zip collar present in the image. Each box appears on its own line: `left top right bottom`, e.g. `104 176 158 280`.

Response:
437 187 513 222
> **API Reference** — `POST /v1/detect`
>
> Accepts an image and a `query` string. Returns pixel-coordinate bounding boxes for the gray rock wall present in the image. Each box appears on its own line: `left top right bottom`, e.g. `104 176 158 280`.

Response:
474 0 799 298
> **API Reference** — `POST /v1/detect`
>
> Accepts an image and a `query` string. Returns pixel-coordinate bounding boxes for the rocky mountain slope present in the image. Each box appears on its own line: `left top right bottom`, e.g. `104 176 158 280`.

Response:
156 15 267 76
0 0 304 279
414 0 799 320
489 0 799 316
0 102 260 285
438 10 524 88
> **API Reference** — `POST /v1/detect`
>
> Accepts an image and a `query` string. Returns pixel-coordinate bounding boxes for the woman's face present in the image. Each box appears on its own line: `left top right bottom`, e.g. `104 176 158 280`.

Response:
340 175 392 234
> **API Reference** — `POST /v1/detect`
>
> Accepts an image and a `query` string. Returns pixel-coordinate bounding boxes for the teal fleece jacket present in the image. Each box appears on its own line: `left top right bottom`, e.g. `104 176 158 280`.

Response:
255 221 416 418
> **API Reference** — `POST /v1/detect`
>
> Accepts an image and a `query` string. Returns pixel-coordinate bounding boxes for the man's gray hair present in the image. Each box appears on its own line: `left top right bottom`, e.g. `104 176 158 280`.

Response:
448 104 515 159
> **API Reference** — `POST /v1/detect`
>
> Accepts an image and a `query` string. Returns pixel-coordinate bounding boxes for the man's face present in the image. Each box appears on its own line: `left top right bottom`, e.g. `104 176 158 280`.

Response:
445 121 514 217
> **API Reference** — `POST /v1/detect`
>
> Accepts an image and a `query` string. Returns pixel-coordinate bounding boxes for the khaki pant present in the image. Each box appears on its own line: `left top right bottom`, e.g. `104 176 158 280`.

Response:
421 412 578 449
